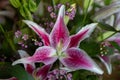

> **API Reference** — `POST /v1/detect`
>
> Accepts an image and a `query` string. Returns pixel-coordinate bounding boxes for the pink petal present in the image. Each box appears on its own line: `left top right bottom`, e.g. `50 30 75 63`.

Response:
50 5 70 50
60 48 103 74
18 50 35 74
68 23 97 48
33 64 51 80
98 53 120 75
25 64 35 74
107 33 120 45
0 77 18 80
12 46 57 66
98 55 112 74
9 77 18 80
23 20 50 46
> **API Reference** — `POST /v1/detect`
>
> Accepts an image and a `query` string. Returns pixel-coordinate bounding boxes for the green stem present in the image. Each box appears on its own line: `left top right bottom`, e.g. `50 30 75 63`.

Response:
0 25 16 52
52 0 56 12
82 0 91 25
100 32 116 42
70 0 92 34
22 0 27 4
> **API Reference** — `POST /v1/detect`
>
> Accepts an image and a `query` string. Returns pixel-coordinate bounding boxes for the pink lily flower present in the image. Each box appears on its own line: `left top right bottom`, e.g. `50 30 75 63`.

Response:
98 53 120 75
98 55 112 74
18 50 51 79
12 5 103 74
17 50 35 74
32 64 51 80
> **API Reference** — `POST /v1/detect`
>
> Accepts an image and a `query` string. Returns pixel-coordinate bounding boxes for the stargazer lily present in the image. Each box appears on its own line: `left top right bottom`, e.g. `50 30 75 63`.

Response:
12 5 103 74
18 50 51 79
98 53 120 75
18 50 35 74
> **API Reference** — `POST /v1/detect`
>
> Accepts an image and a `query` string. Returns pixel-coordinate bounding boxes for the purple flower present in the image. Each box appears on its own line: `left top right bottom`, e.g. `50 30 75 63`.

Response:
12 5 103 75
49 22 54 28
22 34 29 41
57 4 62 9
34 40 42 46
48 6 53 12
15 30 22 38
98 53 120 75
50 12 56 18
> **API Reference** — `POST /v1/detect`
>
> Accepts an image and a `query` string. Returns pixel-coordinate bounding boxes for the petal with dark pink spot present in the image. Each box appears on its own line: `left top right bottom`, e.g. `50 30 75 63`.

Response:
23 20 50 46
50 5 70 50
18 50 35 74
98 55 112 74
33 64 51 80
69 23 97 48
60 48 103 74
12 46 57 66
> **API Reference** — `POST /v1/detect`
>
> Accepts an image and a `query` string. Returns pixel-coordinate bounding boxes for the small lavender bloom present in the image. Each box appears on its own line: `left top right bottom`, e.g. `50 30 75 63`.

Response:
21 44 28 48
15 30 22 38
21 44 25 47
57 4 62 9
34 40 42 46
67 73 72 80
60 69 66 75
65 11 69 15
22 34 29 41
46 69 72 80
49 22 54 28
48 6 53 12
68 8 76 20
24 45 28 48
47 74 56 80
53 69 59 74
50 12 56 18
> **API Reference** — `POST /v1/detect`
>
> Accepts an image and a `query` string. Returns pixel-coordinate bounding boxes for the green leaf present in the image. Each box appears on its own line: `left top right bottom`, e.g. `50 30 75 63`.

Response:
9 0 21 8
28 0 37 12
80 41 100 56
98 22 117 31
104 0 112 5
20 5 33 20
35 0 41 6
64 16 69 25
0 25 16 52
97 31 116 42
109 41 120 53
84 0 93 12
91 1 120 21
73 70 90 80
86 75 99 80
0 62 34 80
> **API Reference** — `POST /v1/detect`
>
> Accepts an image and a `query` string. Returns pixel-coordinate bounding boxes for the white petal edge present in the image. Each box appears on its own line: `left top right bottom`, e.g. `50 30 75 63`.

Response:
98 56 112 75
77 23 97 41
58 5 65 19
23 20 46 34
18 50 30 58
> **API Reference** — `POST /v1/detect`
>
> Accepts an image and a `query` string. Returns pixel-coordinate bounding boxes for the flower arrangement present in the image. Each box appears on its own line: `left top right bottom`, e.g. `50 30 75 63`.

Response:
1 0 120 80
